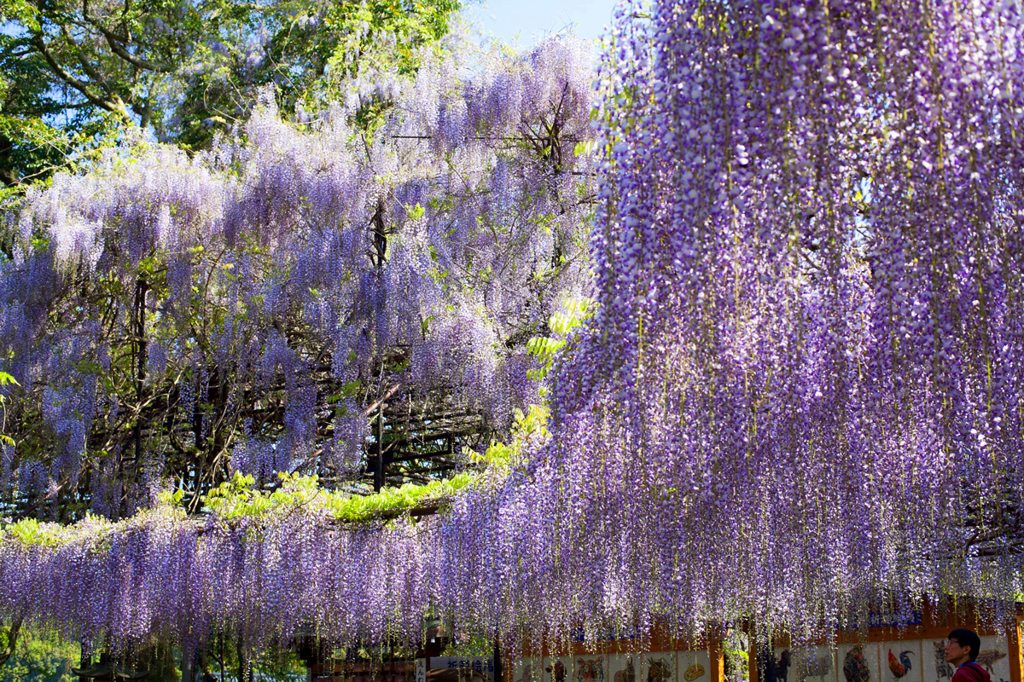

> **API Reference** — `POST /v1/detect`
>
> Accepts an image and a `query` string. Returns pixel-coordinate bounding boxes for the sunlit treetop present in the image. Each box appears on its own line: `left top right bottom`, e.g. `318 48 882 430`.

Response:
0 0 461 189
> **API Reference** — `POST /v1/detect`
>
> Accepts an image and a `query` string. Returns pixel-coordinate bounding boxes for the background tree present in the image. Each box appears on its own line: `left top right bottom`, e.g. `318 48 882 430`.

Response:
0 0 460 186
0 32 597 668
0 626 77 682
0 39 71 189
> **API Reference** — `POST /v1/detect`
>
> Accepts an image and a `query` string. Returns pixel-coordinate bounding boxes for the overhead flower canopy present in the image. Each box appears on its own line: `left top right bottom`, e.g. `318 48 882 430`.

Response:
1 0 1024 659
539 0 1024 642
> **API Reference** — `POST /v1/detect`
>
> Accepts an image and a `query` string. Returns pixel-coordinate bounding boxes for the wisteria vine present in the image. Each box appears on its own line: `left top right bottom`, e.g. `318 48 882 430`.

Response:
2 0 1024 663
521 0 1024 643
0 31 596 512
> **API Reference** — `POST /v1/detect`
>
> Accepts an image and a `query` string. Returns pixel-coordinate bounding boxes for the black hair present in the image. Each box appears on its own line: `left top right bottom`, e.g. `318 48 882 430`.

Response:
949 629 981 662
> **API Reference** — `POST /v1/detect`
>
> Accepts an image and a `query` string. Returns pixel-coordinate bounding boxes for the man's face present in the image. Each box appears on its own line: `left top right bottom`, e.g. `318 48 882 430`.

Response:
945 638 971 665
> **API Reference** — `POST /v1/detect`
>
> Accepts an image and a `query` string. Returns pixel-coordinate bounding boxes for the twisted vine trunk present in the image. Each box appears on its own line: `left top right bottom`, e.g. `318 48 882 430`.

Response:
0 614 23 667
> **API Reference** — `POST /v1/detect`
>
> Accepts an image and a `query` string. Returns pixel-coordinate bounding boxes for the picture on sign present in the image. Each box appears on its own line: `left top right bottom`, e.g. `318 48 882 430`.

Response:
792 645 836 682
678 650 710 682
879 640 921 682
575 656 606 682
546 657 573 682
515 658 543 682
641 653 676 682
608 654 641 682
977 636 1010 682
839 643 881 682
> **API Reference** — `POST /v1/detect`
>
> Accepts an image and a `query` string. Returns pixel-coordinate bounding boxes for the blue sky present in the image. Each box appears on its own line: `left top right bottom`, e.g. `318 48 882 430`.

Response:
467 0 620 46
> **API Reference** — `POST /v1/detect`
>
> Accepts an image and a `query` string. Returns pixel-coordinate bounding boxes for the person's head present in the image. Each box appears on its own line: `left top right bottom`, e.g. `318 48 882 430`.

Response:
946 629 981 665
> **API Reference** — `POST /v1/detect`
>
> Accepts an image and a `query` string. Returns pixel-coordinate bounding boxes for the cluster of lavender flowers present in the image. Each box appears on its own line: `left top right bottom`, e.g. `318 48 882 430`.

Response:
2 0 1024 662
395 0 1024 652
518 0 1024 644
0 35 596 499
0 503 435 655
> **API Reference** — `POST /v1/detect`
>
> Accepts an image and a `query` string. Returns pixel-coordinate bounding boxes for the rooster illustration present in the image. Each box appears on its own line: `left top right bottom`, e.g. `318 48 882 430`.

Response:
887 650 914 679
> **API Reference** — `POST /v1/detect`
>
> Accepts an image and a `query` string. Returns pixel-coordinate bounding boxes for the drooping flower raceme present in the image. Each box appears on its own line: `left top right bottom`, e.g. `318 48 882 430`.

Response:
515 0 1024 643
408 0 1024 651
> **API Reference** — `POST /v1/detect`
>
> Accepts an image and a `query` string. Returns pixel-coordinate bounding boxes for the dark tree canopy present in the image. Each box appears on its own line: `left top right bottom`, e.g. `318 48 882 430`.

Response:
0 0 461 186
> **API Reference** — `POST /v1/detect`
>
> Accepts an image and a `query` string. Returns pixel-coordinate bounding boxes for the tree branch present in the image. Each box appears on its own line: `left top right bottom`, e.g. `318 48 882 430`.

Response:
81 3 171 74
29 35 124 115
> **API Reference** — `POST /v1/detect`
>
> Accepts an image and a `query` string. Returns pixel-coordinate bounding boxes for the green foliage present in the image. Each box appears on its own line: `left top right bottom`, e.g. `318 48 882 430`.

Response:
722 632 749 682
203 639 307 682
4 519 64 548
330 476 473 520
0 0 461 185
0 471 478 546
202 471 476 522
203 472 325 519
0 372 20 447
3 514 116 548
467 298 595 472
0 5 131 190
526 297 593 382
0 628 78 682
438 634 494 657
474 404 550 470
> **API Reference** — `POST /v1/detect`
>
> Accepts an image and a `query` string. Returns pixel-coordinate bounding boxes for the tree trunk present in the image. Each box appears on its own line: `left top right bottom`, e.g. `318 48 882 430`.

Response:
0 614 23 668
77 639 93 682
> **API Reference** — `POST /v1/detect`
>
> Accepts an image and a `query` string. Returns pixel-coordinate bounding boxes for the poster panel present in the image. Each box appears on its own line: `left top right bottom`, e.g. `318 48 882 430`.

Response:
792 645 837 682
677 650 711 682
608 654 642 682
875 641 922 682
977 635 1012 682
574 656 607 682
545 656 574 682
838 643 882 682
514 658 544 682
641 653 677 682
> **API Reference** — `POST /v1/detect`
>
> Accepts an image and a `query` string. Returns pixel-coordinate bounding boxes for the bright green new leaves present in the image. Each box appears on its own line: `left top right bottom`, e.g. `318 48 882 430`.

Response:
526 297 593 382
202 471 475 522
0 372 19 448
476 404 551 470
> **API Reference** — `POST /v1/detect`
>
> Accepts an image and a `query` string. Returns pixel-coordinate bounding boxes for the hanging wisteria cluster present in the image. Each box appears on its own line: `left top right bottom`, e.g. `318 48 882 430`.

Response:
3 0 1024 663
505 0 1024 643
0 501 436 655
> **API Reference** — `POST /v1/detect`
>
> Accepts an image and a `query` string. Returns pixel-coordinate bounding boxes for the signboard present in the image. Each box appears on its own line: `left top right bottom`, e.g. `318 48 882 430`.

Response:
841 611 924 630
430 657 496 682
